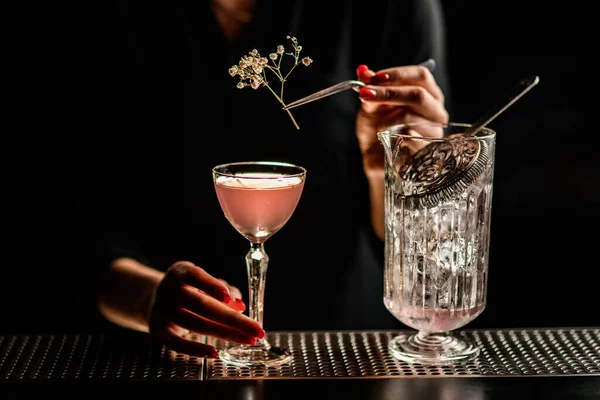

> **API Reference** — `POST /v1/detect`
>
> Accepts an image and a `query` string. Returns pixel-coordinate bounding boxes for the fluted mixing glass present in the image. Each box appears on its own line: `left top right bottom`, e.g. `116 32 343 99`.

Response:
377 122 496 364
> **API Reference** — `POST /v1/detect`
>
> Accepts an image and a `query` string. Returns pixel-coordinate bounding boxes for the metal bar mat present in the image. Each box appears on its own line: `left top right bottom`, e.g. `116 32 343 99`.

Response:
1 328 598 382
0 333 202 382
207 328 600 379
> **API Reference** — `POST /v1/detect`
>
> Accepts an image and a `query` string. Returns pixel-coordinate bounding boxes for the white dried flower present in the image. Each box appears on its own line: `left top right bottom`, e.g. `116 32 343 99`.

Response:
228 35 313 130
287 36 298 47
251 78 261 89
252 64 263 74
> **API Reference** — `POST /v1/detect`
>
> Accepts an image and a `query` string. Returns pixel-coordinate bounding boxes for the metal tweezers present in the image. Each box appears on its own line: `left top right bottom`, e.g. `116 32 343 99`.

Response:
283 59 436 110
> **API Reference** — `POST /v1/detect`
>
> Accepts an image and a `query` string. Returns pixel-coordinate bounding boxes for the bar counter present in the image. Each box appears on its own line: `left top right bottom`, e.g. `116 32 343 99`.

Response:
1 327 599 399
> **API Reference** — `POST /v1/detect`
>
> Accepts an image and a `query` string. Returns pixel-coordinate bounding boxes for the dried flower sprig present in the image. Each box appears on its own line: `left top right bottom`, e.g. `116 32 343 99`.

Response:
229 36 313 130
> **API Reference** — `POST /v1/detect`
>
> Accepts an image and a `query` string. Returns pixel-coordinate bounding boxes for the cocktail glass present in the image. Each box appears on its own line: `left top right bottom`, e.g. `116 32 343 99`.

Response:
377 122 496 364
212 161 306 367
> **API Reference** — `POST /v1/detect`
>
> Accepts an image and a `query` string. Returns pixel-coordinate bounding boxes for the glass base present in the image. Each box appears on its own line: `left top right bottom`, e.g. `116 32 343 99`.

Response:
219 342 292 367
389 331 479 365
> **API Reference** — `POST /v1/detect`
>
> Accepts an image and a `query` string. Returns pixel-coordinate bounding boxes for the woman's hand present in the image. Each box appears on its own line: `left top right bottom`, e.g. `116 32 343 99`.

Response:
355 63 448 175
148 261 264 358
354 63 449 240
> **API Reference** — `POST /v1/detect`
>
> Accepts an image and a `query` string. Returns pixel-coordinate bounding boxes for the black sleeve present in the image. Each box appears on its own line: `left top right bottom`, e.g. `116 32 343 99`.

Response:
358 0 453 265
364 0 453 116
404 0 451 106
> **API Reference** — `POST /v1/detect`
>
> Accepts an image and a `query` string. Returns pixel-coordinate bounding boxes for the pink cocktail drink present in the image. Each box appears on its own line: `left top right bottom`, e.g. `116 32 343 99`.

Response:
391 305 485 333
214 173 304 243
212 161 306 367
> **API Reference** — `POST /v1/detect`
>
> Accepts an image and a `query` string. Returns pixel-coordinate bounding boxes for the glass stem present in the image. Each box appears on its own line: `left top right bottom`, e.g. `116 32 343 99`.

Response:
246 242 268 346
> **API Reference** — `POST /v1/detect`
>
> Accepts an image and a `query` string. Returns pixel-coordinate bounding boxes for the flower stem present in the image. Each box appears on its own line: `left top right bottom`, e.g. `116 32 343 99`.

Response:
265 84 300 130
283 64 299 81
285 109 300 130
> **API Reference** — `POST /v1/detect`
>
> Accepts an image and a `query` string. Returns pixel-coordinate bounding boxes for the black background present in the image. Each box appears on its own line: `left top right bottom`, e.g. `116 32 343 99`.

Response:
441 2 593 329
2 2 592 334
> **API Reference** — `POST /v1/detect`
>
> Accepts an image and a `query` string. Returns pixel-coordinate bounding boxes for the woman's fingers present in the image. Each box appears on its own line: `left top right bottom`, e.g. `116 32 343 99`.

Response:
170 307 257 345
166 261 232 303
358 64 444 102
359 85 448 123
218 279 242 300
356 64 375 82
160 325 219 358
162 263 247 313
148 260 265 358
227 298 247 312
216 278 245 312
178 285 264 338
356 63 448 125
372 65 445 102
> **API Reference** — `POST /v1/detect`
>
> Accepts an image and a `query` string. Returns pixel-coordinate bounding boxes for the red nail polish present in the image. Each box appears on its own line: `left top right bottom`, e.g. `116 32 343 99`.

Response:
210 350 219 358
371 72 390 84
359 88 377 100
256 329 265 339
235 298 246 311
248 337 256 346
221 292 231 304
356 64 369 75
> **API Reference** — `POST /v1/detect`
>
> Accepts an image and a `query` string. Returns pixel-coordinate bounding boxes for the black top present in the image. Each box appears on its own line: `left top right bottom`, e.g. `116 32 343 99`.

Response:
2 0 450 333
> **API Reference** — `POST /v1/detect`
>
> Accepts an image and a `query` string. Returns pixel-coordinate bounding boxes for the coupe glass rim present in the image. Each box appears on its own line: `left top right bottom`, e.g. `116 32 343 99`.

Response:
212 161 306 179
377 121 496 142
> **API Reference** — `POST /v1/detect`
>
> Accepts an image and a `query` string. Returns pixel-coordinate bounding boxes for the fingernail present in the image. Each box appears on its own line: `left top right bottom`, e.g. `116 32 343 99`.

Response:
359 88 377 100
356 64 369 74
248 337 257 346
235 298 246 311
210 350 219 358
371 72 390 84
219 290 231 304
256 329 265 339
